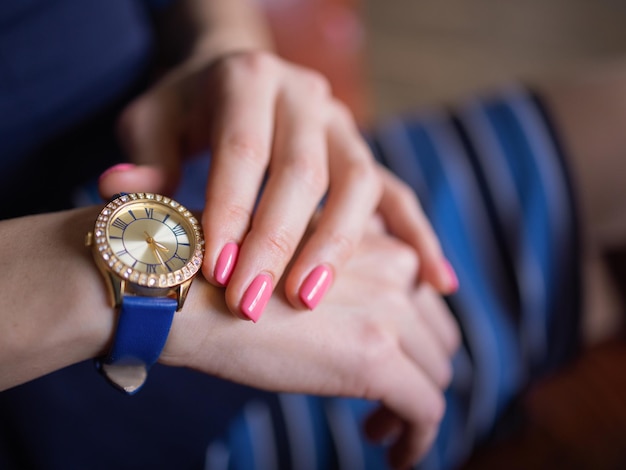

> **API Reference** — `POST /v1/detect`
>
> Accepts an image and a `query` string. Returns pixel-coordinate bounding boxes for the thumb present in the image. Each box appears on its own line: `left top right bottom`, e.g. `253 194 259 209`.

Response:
98 163 170 200
111 89 183 195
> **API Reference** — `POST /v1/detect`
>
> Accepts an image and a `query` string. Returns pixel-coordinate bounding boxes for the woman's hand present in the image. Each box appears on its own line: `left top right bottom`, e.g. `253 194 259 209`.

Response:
162 220 461 469
0 206 458 468
100 50 457 322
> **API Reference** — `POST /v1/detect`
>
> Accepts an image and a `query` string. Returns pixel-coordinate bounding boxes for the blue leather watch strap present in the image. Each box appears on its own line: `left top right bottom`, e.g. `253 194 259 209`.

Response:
108 296 177 365
98 296 178 395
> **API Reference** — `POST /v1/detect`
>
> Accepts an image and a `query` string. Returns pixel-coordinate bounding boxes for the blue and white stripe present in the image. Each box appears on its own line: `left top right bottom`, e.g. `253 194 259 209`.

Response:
202 85 582 470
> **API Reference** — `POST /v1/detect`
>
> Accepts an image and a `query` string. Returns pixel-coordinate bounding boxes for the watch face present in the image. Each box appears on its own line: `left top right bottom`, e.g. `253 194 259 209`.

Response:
93 193 204 288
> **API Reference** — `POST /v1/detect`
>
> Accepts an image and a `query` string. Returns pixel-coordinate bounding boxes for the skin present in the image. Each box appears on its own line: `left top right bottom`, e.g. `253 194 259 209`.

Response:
98 0 457 322
0 207 459 469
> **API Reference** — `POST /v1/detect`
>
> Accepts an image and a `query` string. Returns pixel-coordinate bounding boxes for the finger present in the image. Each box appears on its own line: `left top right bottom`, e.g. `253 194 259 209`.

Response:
399 306 454 389
355 231 420 291
374 355 446 469
377 166 459 294
115 90 182 195
98 164 170 200
365 213 388 235
412 285 462 357
200 55 278 290
388 421 440 470
284 102 383 310
223 76 329 320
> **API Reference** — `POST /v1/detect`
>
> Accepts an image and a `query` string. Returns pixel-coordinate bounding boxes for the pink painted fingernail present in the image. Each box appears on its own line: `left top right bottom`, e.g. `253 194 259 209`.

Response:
299 265 333 310
443 259 459 292
241 274 273 322
214 243 238 285
98 163 136 182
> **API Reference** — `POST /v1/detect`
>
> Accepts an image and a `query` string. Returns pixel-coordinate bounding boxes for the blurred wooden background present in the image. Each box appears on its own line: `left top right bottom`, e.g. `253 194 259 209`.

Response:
363 0 626 117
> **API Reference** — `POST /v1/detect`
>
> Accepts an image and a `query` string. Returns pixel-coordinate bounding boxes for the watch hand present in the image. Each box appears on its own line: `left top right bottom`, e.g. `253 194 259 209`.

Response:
150 243 168 267
145 230 170 253
153 241 170 252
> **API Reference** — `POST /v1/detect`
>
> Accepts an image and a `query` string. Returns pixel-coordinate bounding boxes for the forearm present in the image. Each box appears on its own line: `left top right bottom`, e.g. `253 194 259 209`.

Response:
189 0 274 57
0 208 113 390
157 0 274 67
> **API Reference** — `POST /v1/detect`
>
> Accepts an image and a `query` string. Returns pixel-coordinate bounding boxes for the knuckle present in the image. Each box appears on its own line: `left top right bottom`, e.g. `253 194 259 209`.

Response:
226 50 277 79
362 234 420 284
436 361 454 389
395 243 420 276
424 289 462 356
385 296 413 323
348 159 382 199
391 176 417 205
373 242 419 288
281 153 328 196
326 229 357 263
331 99 353 122
370 167 385 201
352 320 396 384
221 134 268 168
344 157 369 182
263 226 298 260
222 201 253 224
423 393 446 428
445 319 462 355
300 70 331 98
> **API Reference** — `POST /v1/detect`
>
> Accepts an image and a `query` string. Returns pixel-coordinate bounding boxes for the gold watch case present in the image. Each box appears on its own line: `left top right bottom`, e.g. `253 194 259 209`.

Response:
86 192 204 311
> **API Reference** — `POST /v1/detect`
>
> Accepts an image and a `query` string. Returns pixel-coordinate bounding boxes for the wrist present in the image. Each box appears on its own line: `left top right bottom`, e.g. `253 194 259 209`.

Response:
158 276 233 371
47 207 118 368
187 28 274 69
0 207 116 390
184 0 275 67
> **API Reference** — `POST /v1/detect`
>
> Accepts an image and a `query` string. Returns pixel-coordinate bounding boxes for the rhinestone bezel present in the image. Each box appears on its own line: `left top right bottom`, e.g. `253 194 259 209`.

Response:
93 193 204 288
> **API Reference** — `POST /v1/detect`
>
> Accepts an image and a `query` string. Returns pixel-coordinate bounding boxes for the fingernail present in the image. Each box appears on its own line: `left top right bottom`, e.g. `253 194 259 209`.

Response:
299 265 333 310
98 163 136 182
214 243 238 285
443 259 459 292
241 274 273 322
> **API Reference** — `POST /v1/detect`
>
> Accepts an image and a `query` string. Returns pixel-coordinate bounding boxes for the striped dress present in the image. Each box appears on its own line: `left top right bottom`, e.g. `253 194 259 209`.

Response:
196 84 583 470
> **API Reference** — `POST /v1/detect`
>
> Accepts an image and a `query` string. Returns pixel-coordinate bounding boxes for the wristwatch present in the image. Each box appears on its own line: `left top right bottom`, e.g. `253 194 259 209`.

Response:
86 192 204 394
